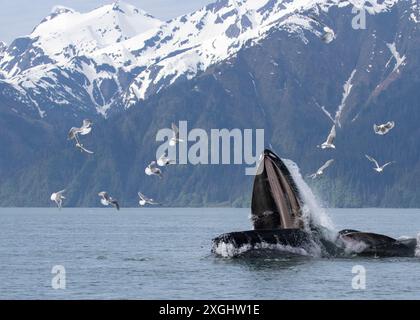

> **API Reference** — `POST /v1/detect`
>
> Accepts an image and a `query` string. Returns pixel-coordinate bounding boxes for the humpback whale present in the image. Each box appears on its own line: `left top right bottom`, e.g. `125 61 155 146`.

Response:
212 149 417 258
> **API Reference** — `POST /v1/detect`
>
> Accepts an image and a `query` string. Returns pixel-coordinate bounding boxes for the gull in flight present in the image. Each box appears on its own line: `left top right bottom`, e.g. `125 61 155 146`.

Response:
318 125 336 149
98 191 120 210
365 155 395 173
145 161 163 178
374 121 395 135
322 26 335 44
138 192 159 206
309 16 335 44
308 159 335 179
50 189 66 209
169 123 184 146
157 153 175 167
68 119 94 154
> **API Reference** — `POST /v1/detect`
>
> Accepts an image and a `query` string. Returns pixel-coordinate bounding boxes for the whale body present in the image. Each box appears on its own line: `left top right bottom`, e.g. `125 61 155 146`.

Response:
212 149 417 258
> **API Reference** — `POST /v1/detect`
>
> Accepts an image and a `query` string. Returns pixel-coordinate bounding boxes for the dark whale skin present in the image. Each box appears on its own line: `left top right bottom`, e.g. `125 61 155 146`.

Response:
212 229 313 249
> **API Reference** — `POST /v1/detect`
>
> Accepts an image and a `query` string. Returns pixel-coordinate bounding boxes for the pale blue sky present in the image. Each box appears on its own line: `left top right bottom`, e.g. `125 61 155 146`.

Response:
0 0 212 43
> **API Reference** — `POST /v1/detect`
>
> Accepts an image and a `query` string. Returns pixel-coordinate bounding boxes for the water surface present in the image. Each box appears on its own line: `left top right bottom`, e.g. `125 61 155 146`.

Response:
0 208 419 299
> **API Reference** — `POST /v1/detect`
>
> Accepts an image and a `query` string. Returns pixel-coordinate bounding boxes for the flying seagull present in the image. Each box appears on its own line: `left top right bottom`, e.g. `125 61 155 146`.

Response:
138 192 159 206
309 15 335 44
50 189 66 209
322 26 335 44
365 155 395 173
98 191 120 210
145 161 163 178
169 122 184 146
374 121 395 135
68 119 94 154
157 153 175 167
308 159 335 179
318 125 336 149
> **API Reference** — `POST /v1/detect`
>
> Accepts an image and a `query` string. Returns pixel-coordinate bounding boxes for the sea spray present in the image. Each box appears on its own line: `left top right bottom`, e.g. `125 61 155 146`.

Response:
415 233 420 257
212 241 316 258
283 159 337 241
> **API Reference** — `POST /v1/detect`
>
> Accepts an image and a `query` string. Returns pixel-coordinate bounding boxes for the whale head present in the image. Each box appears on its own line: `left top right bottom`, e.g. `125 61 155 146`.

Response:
251 149 304 230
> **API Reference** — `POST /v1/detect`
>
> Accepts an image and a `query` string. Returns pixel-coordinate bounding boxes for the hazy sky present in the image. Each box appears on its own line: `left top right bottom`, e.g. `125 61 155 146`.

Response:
0 0 212 43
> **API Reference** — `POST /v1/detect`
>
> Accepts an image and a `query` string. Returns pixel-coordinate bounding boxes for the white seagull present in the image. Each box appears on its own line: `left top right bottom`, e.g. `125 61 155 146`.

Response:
138 192 159 206
145 161 163 178
68 119 94 154
374 121 395 135
50 189 66 209
157 153 175 167
322 26 336 44
309 16 335 44
318 125 336 149
169 123 184 146
365 155 395 173
308 159 335 179
98 191 120 210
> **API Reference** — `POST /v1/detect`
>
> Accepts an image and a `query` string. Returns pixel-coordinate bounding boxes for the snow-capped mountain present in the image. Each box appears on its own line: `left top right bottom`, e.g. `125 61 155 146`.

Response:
0 1 162 117
0 0 417 119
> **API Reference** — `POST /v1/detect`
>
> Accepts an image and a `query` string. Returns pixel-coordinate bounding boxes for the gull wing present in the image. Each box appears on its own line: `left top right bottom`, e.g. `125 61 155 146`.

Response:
171 123 179 138
78 144 94 154
112 200 120 211
382 161 395 169
138 192 148 201
365 155 379 168
326 125 336 144
98 192 110 201
385 121 395 130
73 133 81 145
68 127 81 140
319 159 334 172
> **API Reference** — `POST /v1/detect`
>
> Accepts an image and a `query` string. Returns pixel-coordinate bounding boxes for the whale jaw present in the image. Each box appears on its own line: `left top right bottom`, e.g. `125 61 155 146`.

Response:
251 149 304 230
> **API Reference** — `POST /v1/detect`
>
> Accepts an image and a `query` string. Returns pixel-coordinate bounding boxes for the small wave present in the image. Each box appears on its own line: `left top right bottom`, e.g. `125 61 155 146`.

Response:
123 257 150 262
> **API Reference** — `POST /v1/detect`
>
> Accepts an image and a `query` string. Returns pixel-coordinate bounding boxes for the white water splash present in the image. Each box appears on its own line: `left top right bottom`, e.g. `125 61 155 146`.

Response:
282 159 337 240
212 240 317 259
415 233 420 258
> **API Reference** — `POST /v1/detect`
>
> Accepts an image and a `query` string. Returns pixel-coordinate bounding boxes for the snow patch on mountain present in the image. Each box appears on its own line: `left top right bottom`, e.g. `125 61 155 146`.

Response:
7 1 162 67
335 69 357 126
386 42 406 73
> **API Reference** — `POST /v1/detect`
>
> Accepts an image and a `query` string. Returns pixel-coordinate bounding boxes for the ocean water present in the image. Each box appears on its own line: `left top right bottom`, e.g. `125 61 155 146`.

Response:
0 208 420 300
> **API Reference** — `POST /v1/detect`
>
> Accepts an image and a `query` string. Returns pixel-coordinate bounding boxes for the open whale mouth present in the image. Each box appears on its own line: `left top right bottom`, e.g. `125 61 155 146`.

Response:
251 149 304 230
